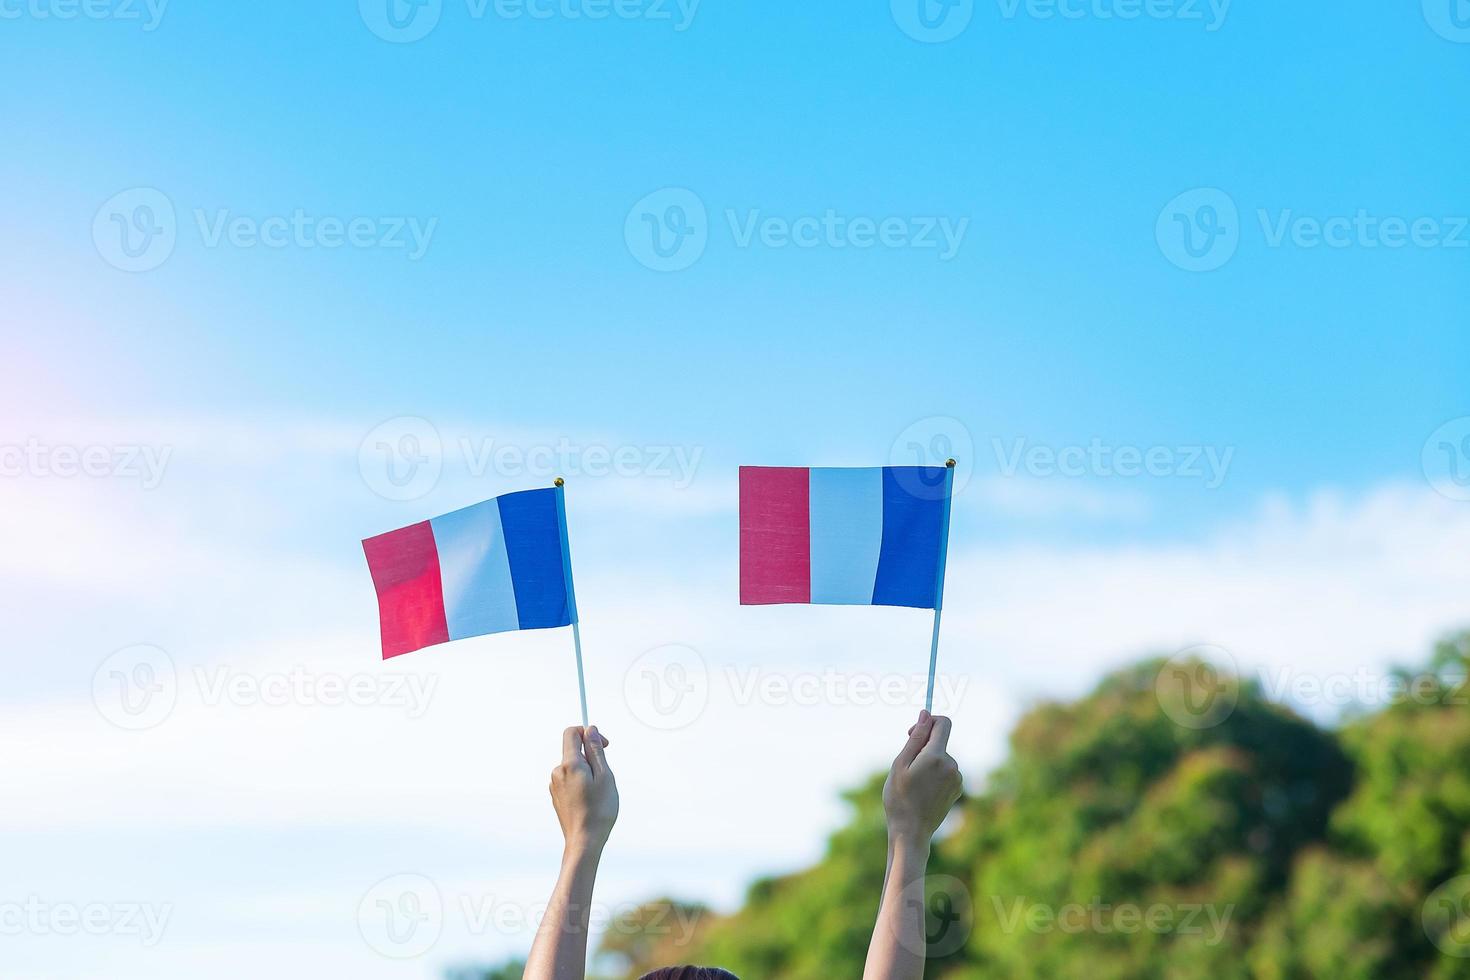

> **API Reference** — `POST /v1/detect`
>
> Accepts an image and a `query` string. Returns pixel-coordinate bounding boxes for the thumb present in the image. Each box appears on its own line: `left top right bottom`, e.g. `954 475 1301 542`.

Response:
895 711 933 768
917 715 953 758
561 725 588 769
584 725 610 775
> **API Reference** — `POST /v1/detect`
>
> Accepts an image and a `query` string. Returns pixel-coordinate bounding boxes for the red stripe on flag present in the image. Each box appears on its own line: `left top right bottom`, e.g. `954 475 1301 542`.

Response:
362 520 451 658
739 466 811 604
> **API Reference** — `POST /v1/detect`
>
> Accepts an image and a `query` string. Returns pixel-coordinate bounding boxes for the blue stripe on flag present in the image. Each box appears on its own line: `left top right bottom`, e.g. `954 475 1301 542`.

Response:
933 465 954 612
554 484 580 625
430 498 520 639
872 467 946 608
809 467 883 604
498 488 574 630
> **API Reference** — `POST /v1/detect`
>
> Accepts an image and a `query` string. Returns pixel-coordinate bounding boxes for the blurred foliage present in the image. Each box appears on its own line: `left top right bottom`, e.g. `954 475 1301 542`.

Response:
449 961 523 980
460 633 1470 979
597 899 722 977
1253 633 1470 980
690 774 893 980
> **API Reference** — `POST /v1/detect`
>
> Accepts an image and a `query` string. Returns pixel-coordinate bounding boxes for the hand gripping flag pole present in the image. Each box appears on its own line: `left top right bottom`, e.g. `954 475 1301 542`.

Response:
924 458 956 713
553 477 589 728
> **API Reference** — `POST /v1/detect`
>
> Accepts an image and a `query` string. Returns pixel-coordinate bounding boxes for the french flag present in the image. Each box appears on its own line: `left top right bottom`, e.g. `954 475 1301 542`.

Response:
739 465 953 609
362 488 578 659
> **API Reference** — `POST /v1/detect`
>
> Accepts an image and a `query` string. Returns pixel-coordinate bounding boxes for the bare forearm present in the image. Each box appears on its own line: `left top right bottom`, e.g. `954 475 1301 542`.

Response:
524 841 603 980
864 833 931 980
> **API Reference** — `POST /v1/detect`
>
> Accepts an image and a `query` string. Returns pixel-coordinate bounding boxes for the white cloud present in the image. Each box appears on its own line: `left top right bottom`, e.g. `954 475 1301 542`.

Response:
941 483 1470 710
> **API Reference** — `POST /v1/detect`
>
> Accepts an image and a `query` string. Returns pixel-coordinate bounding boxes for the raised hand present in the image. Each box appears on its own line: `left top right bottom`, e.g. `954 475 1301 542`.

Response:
526 724 617 980
865 710 964 980
883 710 963 845
549 725 619 851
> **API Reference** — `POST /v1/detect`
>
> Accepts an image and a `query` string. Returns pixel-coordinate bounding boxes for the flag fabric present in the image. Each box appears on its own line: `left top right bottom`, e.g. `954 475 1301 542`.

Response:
362 488 578 659
739 465 952 609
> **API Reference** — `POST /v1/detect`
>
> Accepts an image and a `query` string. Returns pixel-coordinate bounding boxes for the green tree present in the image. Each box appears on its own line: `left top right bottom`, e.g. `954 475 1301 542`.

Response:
514 633 1470 980
1251 634 1470 978
688 775 893 979
944 658 1351 979
598 899 721 978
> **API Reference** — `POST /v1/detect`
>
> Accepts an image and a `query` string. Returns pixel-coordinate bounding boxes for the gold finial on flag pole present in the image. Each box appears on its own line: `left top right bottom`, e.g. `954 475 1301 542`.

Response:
946 458 956 468
554 477 565 487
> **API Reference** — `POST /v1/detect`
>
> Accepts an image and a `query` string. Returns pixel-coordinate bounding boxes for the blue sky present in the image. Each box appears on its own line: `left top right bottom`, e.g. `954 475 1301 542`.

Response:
7 0 1465 491
3 2 1468 978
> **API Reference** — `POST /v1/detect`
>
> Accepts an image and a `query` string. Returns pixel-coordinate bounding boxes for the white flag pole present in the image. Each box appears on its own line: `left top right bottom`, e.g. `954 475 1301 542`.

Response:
571 620 589 729
924 459 956 714
554 477 589 729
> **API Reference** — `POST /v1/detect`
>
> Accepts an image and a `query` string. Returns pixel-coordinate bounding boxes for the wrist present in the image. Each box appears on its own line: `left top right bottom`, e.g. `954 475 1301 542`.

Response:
563 834 608 863
887 826 934 855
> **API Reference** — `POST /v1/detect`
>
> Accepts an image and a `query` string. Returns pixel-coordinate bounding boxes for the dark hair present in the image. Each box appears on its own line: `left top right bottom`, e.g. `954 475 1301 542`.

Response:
638 968 740 980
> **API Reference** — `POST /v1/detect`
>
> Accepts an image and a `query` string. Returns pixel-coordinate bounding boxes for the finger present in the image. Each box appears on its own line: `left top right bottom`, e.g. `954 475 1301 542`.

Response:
918 715 953 757
896 710 933 768
562 726 586 766
584 725 610 775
